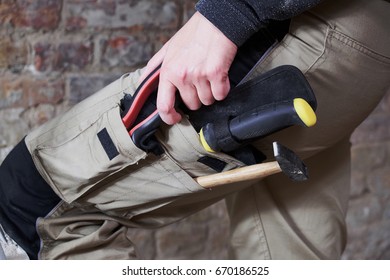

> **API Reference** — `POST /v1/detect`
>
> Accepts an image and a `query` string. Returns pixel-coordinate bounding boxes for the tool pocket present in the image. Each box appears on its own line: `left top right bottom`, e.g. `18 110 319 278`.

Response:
71 115 246 218
26 75 148 204
32 105 147 204
26 72 244 219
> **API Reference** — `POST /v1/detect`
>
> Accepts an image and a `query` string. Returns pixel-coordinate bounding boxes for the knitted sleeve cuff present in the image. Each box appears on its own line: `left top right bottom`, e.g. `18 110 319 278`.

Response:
196 0 323 46
195 0 263 47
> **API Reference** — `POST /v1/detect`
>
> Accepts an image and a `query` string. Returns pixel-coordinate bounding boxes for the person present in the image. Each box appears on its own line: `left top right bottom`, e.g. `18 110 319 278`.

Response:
0 0 389 259
145 0 390 259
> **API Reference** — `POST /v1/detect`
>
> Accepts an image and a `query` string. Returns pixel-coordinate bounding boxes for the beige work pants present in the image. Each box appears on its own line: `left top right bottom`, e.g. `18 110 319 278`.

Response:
227 0 390 259
24 0 389 259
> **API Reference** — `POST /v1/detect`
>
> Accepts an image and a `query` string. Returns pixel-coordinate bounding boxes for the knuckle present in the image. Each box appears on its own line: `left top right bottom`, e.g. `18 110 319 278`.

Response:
199 93 215 105
161 65 187 83
193 68 206 80
157 100 173 115
191 102 202 110
214 84 230 101
202 98 215 106
159 105 172 115
185 98 201 110
176 68 188 82
207 65 226 80
214 90 229 101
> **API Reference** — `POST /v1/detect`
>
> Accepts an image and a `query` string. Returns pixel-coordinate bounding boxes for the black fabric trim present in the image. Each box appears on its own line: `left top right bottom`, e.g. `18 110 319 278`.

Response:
197 156 227 173
0 138 61 259
97 128 119 160
228 145 267 165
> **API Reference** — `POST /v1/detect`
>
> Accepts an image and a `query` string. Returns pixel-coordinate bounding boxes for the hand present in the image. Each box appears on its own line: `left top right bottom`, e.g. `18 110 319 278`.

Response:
140 12 238 125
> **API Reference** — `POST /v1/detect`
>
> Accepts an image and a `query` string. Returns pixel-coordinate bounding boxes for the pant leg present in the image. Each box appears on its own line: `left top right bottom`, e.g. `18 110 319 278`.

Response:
24 67 247 259
227 0 390 259
227 138 350 259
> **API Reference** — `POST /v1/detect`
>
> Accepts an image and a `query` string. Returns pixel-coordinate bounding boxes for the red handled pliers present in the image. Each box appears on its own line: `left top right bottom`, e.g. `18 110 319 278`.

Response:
122 64 162 151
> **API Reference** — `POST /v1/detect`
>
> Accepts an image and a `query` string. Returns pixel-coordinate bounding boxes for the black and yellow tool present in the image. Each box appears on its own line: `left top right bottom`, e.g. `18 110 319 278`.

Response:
199 97 317 153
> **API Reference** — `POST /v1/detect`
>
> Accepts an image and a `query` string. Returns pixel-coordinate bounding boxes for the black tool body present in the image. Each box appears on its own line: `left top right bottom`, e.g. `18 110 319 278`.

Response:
121 28 279 154
201 97 313 153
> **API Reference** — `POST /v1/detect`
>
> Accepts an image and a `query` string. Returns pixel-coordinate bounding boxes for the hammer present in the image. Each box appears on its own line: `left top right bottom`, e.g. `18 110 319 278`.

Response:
195 142 308 188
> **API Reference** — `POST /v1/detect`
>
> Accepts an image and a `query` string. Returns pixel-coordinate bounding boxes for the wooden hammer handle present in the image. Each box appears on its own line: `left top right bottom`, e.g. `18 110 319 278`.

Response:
195 161 281 188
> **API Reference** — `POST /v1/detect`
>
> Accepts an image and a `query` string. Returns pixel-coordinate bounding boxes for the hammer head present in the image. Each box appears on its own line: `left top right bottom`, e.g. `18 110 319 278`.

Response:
273 142 308 181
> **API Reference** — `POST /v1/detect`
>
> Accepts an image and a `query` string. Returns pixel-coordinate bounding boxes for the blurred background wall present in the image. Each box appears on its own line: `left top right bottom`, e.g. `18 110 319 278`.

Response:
0 0 389 259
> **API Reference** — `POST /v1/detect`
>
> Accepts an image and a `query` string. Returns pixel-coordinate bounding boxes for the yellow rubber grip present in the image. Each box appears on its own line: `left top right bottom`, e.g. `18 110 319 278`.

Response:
293 98 317 127
199 128 216 153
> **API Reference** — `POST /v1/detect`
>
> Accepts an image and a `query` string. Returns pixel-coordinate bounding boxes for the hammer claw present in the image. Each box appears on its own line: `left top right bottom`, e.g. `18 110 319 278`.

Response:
273 142 308 181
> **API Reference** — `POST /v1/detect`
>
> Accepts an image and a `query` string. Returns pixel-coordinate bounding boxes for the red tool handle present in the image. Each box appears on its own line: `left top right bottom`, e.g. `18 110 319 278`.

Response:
122 65 161 130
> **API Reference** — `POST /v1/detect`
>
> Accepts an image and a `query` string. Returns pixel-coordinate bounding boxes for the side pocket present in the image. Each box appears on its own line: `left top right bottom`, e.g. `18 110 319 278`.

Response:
72 116 247 218
31 104 147 203
155 117 246 186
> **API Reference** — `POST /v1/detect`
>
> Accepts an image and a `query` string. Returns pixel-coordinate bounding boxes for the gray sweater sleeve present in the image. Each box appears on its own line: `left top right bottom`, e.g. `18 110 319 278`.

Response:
195 0 323 46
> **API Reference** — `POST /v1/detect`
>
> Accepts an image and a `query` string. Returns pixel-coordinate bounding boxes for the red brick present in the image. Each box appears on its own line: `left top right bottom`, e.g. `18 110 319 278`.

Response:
67 73 119 104
0 1 15 26
54 42 93 71
33 43 53 72
33 42 93 72
0 76 65 109
184 0 197 22
10 0 62 30
0 38 28 73
67 0 97 2
23 104 57 127
65 16 87 31
100 35 152 68
64 1 178 31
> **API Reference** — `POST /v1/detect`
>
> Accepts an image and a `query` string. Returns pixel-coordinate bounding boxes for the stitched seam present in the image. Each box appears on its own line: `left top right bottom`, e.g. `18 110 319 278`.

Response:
106 156 187 203
329 30 390 65
107 108 146 160
304 26 329 74
252 187 271 259
156 156 198 192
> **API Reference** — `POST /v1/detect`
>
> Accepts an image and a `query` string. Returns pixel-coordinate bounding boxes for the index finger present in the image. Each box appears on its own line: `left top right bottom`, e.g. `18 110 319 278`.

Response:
157 79 182 125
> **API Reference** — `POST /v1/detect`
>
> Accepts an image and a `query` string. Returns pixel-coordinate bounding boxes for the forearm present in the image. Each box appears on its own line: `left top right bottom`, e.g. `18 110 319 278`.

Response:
196 0 324 46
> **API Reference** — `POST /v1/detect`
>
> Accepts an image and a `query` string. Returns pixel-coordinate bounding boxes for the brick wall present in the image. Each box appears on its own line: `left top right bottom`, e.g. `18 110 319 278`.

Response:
0 0 389 259
343 93 390 259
